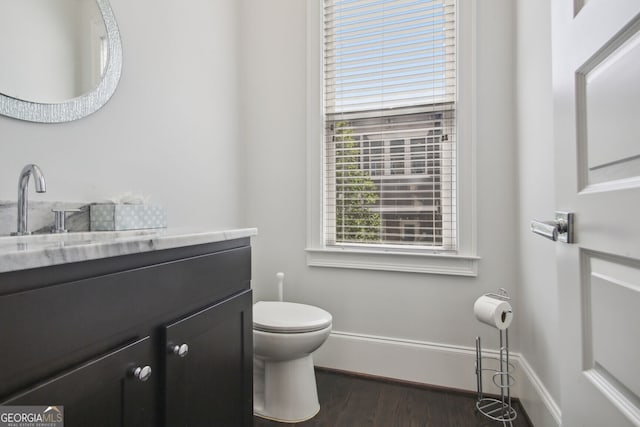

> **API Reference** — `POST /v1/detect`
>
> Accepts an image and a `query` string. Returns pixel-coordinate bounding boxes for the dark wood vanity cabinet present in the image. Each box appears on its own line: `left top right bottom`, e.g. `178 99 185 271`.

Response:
0 237 253 427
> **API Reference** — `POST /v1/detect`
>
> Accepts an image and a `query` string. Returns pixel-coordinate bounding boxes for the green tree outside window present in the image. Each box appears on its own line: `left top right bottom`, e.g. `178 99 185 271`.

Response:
334 122 381 243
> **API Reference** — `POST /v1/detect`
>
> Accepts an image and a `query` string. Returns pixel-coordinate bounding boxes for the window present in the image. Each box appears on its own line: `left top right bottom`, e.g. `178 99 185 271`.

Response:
306 0 477 275
325 0 456 249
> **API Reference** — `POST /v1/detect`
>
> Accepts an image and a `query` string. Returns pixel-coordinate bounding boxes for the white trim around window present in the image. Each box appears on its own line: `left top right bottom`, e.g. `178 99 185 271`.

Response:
305 0 478 276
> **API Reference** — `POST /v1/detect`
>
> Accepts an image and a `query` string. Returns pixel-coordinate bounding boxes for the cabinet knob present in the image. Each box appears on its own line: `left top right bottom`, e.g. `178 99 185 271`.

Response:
169 343 189 358
130 365 152 382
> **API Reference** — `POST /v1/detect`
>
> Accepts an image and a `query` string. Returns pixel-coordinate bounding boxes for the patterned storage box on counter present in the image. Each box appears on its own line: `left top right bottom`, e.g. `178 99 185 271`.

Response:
90 203 167 231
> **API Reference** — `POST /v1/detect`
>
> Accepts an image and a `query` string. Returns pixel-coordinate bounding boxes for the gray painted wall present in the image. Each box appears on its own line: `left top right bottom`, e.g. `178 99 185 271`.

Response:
515 0 561 423
239 0 519 355
0 0 241 230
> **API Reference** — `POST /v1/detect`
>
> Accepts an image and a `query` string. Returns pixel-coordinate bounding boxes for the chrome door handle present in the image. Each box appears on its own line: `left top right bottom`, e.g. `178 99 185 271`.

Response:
530 212 574 243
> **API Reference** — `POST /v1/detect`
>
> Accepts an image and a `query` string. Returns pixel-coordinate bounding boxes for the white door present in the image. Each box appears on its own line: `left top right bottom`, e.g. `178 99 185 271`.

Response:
552 0 640 426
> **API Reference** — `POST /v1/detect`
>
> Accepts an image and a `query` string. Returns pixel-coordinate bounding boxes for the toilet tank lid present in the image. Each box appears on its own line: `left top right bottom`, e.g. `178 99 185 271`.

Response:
253 301 332 333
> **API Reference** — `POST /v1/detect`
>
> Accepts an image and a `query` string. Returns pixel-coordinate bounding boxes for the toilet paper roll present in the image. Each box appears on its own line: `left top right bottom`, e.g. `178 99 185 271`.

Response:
474 295 513 330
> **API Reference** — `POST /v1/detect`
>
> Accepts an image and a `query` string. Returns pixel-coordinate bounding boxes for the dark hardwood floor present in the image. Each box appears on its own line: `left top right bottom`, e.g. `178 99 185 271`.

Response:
254 369 532 427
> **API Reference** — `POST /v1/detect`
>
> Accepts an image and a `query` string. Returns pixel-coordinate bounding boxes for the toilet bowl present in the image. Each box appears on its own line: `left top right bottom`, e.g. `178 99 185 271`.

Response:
253 301 332 423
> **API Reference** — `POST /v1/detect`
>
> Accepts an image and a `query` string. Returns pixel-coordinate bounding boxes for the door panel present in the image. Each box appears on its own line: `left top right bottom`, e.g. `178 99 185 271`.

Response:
578 22 640 186
1 337 154 427
553 0 640 425
164 290 253 427
584 253 640 401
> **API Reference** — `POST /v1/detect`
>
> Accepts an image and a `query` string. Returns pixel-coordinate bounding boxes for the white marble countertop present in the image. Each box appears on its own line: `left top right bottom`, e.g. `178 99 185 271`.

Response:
0 227 257 273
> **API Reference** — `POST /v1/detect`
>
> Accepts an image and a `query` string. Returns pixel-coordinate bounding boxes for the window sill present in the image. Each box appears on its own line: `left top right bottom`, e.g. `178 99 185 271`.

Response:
305 248 480 276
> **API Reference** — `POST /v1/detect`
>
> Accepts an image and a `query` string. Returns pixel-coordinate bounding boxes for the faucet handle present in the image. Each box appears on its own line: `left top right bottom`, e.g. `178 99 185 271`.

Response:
52 208 81 233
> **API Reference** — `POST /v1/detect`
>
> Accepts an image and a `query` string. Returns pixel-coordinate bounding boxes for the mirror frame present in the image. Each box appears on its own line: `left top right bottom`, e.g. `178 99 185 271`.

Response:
0 0 122 123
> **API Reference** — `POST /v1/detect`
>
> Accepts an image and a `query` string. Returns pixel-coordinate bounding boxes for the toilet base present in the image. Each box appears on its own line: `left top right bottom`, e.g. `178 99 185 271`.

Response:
254 354 320 423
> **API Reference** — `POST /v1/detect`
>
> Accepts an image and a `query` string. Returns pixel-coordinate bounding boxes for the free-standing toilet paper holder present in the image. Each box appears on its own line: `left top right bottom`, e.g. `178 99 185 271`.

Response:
475 288 517 425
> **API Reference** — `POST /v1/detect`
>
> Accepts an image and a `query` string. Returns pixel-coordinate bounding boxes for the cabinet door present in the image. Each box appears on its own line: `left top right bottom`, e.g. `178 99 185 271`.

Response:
164 290 253 427
2 337 155 427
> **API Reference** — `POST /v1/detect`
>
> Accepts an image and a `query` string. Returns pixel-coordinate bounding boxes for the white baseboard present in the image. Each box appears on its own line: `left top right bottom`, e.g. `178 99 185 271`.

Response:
516 355 562 427
313 330 561 427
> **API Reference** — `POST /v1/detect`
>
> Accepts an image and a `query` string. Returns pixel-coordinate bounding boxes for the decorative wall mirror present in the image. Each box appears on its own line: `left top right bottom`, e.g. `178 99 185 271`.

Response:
0 0 122 123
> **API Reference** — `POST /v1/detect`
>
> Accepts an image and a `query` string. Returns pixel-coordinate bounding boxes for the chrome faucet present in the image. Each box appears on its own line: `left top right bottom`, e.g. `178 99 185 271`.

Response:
15 164 46 235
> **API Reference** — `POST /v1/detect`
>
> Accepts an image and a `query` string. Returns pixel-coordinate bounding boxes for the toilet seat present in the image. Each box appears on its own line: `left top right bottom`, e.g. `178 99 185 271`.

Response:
254 301 332 333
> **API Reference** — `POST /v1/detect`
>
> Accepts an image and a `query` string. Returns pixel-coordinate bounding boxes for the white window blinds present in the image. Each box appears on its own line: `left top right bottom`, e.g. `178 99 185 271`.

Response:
323 0 457 250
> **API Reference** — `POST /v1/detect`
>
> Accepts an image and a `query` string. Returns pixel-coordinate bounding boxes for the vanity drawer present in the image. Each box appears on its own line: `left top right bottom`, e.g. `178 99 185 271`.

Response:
0 245 251 399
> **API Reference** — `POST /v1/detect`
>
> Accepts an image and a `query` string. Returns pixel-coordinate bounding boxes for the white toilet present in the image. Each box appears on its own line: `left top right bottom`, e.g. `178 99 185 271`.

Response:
253 300 332 423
